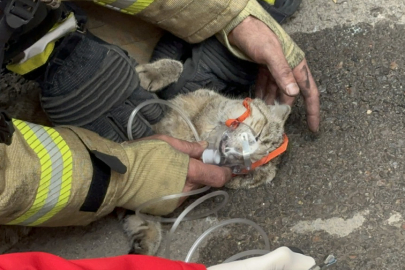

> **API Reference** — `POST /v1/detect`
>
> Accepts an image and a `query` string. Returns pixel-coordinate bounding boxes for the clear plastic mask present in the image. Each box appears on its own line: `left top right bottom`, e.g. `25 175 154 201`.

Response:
202 122 259 174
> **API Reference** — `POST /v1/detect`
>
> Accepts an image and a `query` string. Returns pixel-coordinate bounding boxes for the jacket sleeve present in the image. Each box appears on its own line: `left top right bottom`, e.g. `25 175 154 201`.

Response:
94 0 304 68
0 252 207 270
216 0 305 68
0 119 187 227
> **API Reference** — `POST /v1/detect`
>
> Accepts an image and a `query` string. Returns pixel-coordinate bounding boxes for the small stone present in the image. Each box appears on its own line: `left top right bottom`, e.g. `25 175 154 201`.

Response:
319 85 327 93
349 255 357 259
402 223 405 230
313 199 322 204
312 236 322 242
367 110 372 114
390 61 398 70
298 201 303 205
376 180 386 187
379 171 387 178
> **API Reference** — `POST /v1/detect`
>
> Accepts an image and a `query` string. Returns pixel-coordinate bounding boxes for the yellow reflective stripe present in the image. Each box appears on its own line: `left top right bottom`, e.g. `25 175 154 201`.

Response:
8 120 73 226
8 120 53 224
94 0 116 5
6 36 55 75
262 0 275 4
123 0 154 14
94 0 154 15
6 13 76 75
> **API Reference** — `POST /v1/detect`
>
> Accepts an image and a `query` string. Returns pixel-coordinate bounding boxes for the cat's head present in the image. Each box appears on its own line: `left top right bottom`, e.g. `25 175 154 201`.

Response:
221 98 290 166
216 97 290 189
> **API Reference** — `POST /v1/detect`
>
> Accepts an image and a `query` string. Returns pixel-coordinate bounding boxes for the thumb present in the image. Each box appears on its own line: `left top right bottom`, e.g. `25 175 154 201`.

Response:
258 23 300 96
267 62 300 96
229 16 300 97
244 17 300 96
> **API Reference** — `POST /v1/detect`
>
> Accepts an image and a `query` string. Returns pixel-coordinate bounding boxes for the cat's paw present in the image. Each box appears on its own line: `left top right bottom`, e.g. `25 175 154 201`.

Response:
121 213 162 255
136 59 183 92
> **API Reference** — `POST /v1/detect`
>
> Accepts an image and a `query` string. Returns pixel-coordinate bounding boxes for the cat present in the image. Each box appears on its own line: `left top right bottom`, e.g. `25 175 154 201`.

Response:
137 59 291 189
119 59 291 255
0 59 290 256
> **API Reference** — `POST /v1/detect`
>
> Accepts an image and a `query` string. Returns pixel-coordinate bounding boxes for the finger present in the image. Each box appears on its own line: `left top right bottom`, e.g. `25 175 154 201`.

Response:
256 66 278 105
264 82 278 105
293 60 320 133
264 72 279 105
187 158 232 187
229 17 300 97
255 66 270 99
277 91 295 106
264 44 300 97
136 134 208 158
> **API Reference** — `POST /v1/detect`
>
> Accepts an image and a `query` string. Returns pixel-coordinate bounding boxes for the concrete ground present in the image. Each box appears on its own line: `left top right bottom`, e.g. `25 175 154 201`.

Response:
3 1 405 269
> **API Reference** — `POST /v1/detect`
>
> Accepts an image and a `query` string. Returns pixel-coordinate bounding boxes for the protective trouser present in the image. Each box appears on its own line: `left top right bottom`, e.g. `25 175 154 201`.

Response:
0 116 188 227
2 2 165 143
151 33 258 100
257 0 302 25
39 30 165 142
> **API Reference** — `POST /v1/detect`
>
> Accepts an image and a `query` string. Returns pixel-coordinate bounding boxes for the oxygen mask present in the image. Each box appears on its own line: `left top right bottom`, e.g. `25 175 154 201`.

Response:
202 122 259 174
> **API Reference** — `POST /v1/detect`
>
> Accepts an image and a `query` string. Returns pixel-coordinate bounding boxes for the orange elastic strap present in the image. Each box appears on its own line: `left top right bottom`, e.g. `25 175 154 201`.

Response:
250 133 289 170
225 98 252 127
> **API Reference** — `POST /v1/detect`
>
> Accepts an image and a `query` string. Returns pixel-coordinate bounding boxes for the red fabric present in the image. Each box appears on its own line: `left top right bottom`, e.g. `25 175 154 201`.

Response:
0 252 207 270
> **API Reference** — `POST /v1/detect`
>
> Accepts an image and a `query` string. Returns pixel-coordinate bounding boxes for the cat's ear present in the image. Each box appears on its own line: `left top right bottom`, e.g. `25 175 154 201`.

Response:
270 103 291 123
135 59 183 92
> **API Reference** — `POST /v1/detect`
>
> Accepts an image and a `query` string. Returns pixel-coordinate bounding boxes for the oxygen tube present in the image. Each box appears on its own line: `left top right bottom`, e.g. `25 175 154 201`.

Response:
127 99 336 268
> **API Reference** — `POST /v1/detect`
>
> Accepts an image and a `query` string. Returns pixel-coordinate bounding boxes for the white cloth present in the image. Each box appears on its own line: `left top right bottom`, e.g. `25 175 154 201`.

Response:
208 247 316 270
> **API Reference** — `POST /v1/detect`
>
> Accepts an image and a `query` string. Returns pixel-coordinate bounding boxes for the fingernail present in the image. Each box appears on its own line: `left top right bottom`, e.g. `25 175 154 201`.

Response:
309 124 320 134
285 83 299 96
308 117 320 134
198 141 208 149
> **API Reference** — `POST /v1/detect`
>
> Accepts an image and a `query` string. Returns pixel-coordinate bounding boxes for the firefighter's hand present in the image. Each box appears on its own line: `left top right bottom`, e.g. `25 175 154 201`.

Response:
228 16 320 133
139 134 232 188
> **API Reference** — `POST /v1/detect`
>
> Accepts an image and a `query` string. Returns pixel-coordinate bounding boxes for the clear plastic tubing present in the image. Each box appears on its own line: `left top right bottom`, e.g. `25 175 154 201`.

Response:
185 218 271 263
127 99 200 141
128 100 271 262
